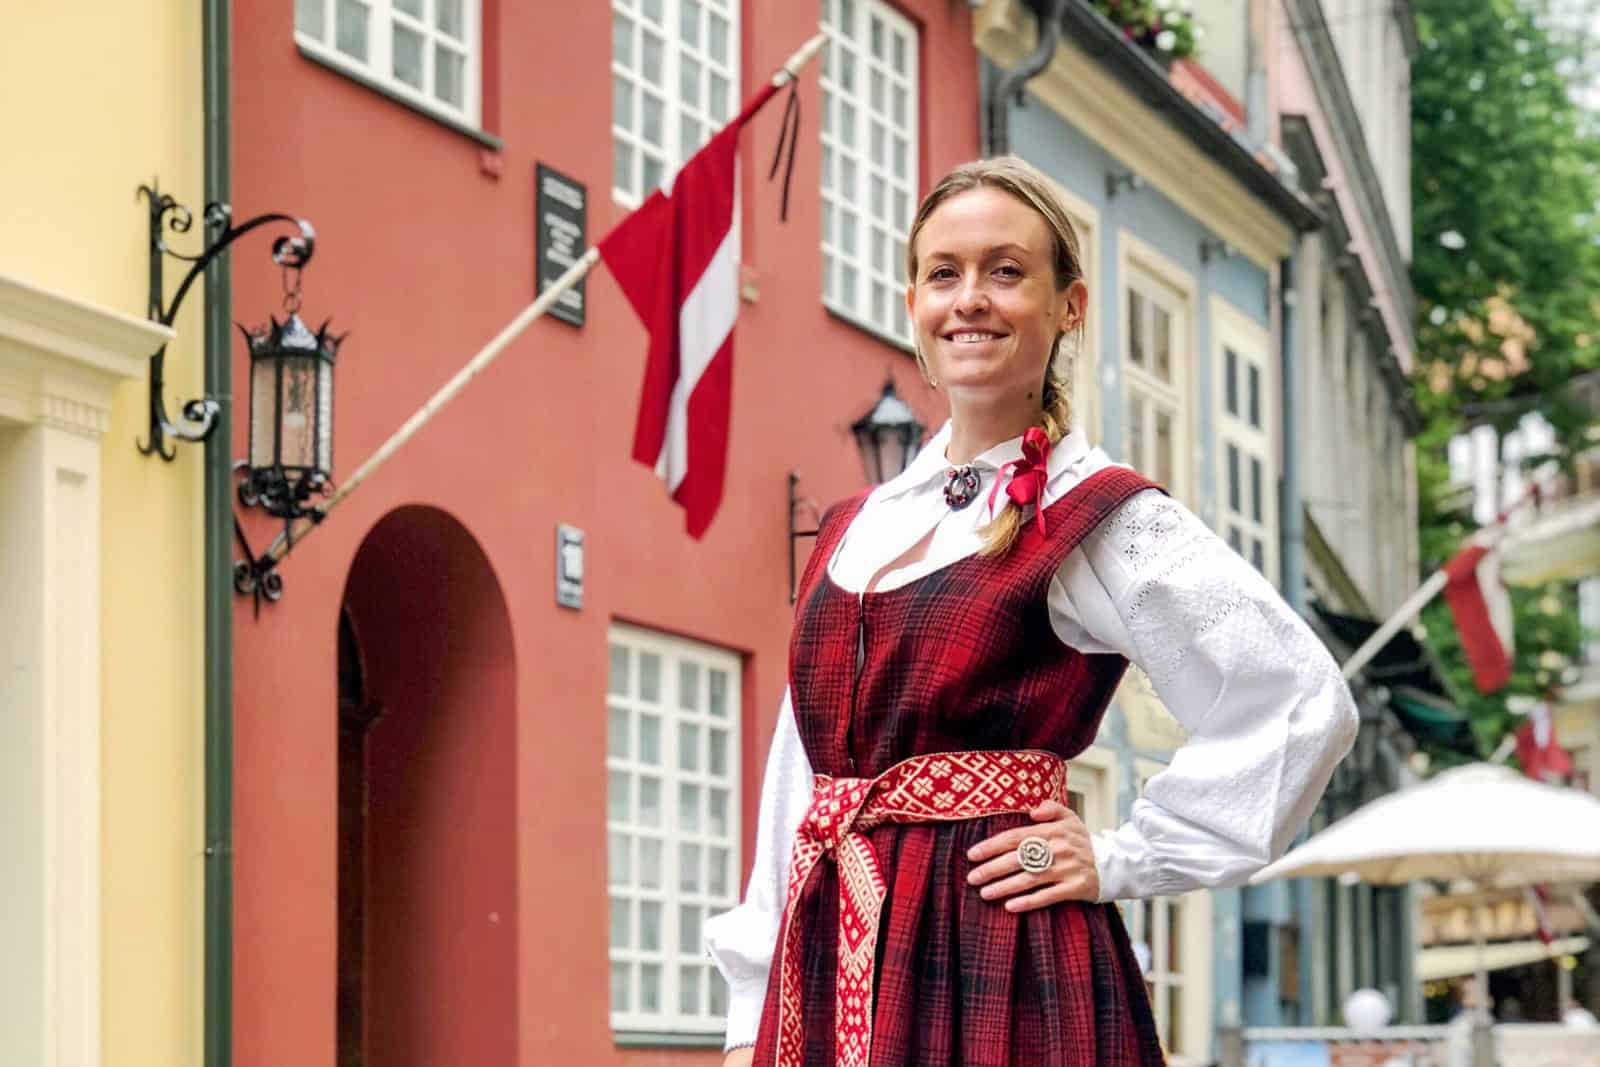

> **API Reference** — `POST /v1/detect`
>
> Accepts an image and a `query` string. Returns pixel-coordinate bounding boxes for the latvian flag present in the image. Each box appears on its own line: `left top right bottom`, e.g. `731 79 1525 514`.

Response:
599 83 784 539
1442 529 1516 693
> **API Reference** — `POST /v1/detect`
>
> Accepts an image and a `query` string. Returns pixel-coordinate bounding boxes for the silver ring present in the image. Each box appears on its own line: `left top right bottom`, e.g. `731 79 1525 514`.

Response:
1017 836 1054 875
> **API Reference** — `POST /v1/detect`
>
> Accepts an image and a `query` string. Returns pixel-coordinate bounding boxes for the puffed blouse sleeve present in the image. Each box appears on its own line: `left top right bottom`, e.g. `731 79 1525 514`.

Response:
1046 486 1360 902
703 686 814 1051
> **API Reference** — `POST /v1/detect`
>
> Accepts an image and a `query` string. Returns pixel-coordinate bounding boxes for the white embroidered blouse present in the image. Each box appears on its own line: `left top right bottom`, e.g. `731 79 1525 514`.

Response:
703 419 1359 1050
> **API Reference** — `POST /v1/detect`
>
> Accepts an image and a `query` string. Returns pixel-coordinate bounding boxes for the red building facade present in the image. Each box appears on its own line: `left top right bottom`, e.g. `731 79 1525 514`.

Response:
229 2 979 1063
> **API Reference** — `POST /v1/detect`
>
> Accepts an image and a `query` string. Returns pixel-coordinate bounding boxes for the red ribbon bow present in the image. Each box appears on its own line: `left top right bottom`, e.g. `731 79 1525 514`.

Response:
986 427 1052 545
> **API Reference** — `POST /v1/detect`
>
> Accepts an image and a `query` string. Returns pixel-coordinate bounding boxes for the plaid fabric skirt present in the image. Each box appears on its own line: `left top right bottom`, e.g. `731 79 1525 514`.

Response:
749 813 1168 1067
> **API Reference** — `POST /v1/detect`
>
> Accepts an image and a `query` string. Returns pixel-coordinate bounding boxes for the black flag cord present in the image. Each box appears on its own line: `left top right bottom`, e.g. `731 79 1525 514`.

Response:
767 77 802 223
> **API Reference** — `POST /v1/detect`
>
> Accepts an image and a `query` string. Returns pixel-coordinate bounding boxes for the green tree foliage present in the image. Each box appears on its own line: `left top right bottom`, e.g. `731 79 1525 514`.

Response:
1411 0 1597 758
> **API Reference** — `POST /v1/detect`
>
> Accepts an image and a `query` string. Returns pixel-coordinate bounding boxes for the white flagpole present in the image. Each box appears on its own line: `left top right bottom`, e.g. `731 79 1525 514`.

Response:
1339 568 1451 681
250 32 827 570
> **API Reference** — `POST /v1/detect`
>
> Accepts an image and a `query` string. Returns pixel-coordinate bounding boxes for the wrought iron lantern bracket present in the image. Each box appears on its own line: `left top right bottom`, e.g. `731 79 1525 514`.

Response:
137 179 315 460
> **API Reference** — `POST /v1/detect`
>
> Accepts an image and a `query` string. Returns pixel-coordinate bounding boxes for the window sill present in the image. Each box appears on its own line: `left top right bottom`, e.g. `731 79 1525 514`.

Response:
824 303 915 356
612 1030 726 1049
296 41 503 151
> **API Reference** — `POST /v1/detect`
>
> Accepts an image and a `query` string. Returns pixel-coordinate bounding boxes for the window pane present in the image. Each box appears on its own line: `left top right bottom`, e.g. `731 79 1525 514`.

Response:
840 102 857 148
640 0 663 24
709 12 730 63
639 837 663 888
680 842 702 893
608 705 630 758
1170 981 1185 1054
641 29 664 86
611 961 632 1012
679 964 702 1015
640 962 662 1012
679 722 701 772
608 831 632 884
840 209 857 256
436 0 463 38
639 901 662 951
892 30 907 73
1153 305 1172 382
713 726 732 777
639 652 661 702
642 154 663 192
610 897 632 948
639 775 662 827
613 139 634 196
893 84 907 126
1251 457 1263 523
680 905 703 954
394 0 422 16
335 0 369 60
1249 364 1262 428
613 74 634 130
870 68 885 112
870 122 885 168
870 15 885 59
1128 290 1146 367
608 644 630 696
1228 444 1241 514
435 45 464 108
639 714 661 765
709 970 728 1014
295 0 324 38
680 115 701 156
1252 538 1265 573
1168 902 1182 972
679 661 701 710
1225 348 1239 416
893 136 908 181
839 45 856 93
840 0 856 29
679 783 702 833
840 155 857 200
841 264 858 310
613 14 634 66
709 73 729 119
681 0 702 47
709 669 728 717
680 54 701 108
1126 395 1145 472
641 92 664 147
608 771 631 822
708 787 730 837
1228 526 1244 554
708 845 730 897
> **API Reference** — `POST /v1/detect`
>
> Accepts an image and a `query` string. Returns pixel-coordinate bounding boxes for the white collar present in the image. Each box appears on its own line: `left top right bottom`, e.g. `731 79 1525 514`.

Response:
872 419 1092 504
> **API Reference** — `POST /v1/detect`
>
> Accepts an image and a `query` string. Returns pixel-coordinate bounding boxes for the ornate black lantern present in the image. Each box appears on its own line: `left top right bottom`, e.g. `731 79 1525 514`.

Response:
238 314 342 519
850 378 925 485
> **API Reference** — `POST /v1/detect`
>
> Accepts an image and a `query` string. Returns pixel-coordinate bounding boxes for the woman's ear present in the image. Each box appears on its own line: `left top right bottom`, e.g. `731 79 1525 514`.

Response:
1058 279 1089 335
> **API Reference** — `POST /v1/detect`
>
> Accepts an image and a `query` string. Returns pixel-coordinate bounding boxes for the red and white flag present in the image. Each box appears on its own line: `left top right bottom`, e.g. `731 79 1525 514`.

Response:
1515 699 1574 783
1442 529 1515 693
599 83 783 539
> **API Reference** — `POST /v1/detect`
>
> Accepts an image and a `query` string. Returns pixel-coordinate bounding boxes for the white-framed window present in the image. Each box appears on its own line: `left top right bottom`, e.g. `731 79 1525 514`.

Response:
820 0 919 344
1066 744 1119 834
295 0 481 126
611 0 739 206
1119 236 1195 501
1050 181 1103 443
1124 761 1211 1065
1212 296 1278 586
606 624 742 1035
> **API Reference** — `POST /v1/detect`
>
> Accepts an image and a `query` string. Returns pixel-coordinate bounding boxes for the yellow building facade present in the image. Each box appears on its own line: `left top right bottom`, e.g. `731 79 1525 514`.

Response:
1 7 207 1067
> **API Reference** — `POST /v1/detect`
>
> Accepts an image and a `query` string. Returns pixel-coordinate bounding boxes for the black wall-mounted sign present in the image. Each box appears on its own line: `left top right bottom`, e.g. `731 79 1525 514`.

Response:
536 163 587 327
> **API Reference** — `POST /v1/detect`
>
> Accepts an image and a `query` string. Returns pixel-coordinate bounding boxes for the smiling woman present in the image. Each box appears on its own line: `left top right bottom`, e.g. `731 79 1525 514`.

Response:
705 156 1359 1067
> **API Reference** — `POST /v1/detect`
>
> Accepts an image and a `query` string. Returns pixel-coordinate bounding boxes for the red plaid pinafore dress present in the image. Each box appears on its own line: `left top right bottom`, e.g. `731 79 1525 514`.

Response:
749 464 1168 1067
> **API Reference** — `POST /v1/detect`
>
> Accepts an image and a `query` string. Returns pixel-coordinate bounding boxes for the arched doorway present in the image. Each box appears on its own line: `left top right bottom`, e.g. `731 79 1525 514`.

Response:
338 506 518 1067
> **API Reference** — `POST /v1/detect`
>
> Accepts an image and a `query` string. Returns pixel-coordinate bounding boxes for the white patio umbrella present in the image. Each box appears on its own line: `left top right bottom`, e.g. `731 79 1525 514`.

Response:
1251 763 1600 1002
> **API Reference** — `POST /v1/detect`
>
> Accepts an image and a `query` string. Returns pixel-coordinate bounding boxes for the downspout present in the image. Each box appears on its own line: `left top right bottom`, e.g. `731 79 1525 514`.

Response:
984 0 1067 156
201 2 233 1066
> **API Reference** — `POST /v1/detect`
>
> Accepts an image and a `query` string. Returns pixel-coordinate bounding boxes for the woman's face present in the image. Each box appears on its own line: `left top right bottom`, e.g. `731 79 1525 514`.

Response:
905 187 1085 403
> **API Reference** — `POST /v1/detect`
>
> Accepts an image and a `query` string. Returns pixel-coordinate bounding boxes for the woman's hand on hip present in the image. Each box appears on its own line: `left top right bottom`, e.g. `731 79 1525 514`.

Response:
722 1047 755 1067
965 800 1100 912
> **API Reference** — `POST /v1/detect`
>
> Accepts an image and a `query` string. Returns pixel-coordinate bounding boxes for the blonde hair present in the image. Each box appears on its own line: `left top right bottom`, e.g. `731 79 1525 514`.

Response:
905 156 1086 557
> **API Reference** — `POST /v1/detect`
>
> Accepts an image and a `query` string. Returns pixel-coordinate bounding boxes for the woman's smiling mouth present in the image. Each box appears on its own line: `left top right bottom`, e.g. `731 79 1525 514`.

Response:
945 330 1008 344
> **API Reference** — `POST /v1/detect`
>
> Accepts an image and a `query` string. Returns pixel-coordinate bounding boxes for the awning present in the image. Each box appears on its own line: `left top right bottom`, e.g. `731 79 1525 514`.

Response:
1417 935 1589 981
1501 494 1600 587
1311 604 1474 750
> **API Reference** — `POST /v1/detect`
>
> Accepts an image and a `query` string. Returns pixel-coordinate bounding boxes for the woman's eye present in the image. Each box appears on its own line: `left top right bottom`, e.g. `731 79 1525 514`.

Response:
928 267 957 281
994 264 1022 278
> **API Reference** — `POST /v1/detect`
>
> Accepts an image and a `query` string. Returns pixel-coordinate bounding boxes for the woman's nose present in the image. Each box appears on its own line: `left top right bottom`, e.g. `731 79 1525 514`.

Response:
954 274 990 314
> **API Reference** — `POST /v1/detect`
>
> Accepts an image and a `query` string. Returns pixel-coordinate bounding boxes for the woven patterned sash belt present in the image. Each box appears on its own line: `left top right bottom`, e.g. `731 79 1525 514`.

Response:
775 749 1068 1067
